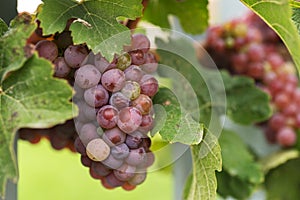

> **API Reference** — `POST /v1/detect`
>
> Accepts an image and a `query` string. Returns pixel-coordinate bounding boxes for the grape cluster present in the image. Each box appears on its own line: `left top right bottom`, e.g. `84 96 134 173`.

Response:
205 12 299 147
71 33 158 190
23 20 158 190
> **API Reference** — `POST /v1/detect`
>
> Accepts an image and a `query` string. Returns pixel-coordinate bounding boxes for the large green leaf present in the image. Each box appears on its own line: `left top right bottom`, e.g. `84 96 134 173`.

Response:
152 87 204 145
0 13 36 82
184 133 222 200
240 0 300 74
217 129 264 199
265 157 300 200
143 0 209 34
38 0 143 61
216 170 256 200
0 54 75 197
219 129 263 184
222 71 271 124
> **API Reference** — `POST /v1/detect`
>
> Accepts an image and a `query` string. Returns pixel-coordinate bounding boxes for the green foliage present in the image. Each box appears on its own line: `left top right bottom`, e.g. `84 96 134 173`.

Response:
0 18 8 36
0 13 36 82
222 71 271 124
217 170 255 199
0 54 75 197
38 0 143 61
143 0 209 34
217 129 264 199
184 133 222 200
152 87 204 145
260 150 299 173
240 0 300 75
265 157 300 200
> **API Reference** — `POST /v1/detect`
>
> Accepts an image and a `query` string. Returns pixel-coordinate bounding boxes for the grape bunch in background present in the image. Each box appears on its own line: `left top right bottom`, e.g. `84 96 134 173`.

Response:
21 19 159 190
205 12 299 147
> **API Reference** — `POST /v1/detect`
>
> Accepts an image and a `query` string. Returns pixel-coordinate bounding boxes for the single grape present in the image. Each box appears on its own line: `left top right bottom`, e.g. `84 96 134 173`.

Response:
102 127 126 147
75 64 101 89
141 52 158 73
74 137 87 155
97 105 119 129
274 92 289 110
125 131 144 149
64 44 88 68
124 65 145 82
77 101 97 122
130 34 150 53
81 155 92 167
247 43 265 62
122 182 136 191
276 127 297 147
129 50 145 65
117 107 142 134
53 57 71 78
91 161 112 177
116 52 131 70
268 113 286 131
128 172 147 186
86 138 110 162
246 62 264 79
102 154 124 169
101 69 126 92
105 173 125 187
94 53 110 73
111 143 130 160
79 123 99 145
54 31 73 49
113 164 136 181
132 94 153 115
89 167 103 180
139 75 159 97
136 151 154 170
49 132 69 150
84 84 109 107
35 40 58 61
138 114 154 133
109 92 130 110
267 52 284 70
125 147 147 166
231 53 248 74
139 137 152 152
121 81 141 100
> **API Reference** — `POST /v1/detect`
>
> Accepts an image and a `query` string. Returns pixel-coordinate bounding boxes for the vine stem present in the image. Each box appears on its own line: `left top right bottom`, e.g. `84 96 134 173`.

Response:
126 0 149 30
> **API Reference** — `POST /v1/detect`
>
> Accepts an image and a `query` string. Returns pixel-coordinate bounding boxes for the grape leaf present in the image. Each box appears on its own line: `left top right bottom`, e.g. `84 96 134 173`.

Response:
240 0 300 75
219 129 264 184
38 0 143 61
222 71 271 124
216 170 256 200
184 132 222 200
260 150 299 173
0 54 75 197
265 157 300 200
0 18 8 36
152 87 204 145
216 129 264 199
143 0 209 34
0 13 36 82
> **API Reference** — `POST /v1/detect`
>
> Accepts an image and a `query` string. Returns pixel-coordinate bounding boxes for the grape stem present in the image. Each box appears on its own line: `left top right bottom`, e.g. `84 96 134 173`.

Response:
126 0 149 30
